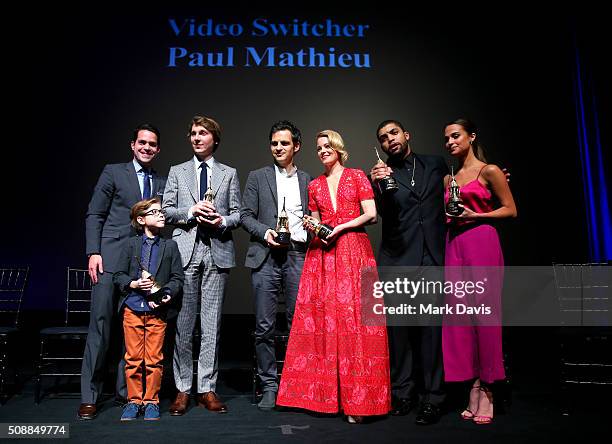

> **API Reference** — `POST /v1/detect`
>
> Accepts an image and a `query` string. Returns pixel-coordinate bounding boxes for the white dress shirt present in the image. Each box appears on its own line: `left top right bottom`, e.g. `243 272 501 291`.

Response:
265 163 306 243
189 155 226 228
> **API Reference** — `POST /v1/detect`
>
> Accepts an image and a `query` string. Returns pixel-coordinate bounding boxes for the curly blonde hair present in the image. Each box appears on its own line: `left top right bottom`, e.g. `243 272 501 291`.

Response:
316 130 349 164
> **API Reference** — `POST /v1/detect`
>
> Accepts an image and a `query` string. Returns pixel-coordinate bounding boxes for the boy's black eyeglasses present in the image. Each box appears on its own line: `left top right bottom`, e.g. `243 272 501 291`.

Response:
144 209 166 217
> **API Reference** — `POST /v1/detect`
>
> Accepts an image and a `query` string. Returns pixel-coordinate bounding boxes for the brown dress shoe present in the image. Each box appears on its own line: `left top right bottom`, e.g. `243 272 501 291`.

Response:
169 392 190 416
78 403 97 420
197 391 228 413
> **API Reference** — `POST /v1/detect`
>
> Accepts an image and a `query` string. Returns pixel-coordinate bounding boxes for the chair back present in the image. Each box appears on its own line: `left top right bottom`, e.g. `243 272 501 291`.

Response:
553 263 611 326
0 267 30 328
65 268 92 327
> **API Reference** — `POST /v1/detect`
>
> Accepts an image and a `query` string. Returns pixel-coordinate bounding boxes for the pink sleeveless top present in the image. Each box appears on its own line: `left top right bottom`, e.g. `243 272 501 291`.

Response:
444 165 495 228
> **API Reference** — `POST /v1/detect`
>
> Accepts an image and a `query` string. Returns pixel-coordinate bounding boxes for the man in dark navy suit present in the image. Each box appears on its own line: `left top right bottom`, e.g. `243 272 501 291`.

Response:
78 123 166 420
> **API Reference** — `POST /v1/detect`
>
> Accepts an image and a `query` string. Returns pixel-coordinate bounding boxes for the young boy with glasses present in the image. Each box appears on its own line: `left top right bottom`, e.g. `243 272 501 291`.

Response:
113 198 184 420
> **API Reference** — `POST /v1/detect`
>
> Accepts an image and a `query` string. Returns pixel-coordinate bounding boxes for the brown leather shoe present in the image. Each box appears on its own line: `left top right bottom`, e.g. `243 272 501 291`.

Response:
169 392 190 416
197 391 228 413
78 403 97 420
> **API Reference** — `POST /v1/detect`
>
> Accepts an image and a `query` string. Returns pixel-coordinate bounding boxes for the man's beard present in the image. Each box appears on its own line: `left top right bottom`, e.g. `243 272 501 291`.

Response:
388 142 408 160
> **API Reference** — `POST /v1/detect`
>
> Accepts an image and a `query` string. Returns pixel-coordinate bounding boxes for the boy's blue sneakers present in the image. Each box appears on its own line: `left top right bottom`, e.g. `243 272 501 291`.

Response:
144 403 161 421
120 402 141 421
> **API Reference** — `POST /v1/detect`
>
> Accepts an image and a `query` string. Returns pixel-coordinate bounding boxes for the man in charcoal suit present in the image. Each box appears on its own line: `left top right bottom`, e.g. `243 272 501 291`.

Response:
241 120 312 410
79 123 166 420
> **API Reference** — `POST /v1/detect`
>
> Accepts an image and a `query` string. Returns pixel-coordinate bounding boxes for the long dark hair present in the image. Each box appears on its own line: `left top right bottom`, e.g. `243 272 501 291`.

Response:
447 118 487 162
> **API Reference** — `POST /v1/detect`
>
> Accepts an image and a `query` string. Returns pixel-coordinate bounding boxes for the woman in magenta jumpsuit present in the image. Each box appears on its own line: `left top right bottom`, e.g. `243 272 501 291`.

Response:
443 118 517 425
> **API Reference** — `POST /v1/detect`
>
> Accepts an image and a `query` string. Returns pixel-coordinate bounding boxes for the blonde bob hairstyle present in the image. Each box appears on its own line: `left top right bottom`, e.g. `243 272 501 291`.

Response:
316 130 349 164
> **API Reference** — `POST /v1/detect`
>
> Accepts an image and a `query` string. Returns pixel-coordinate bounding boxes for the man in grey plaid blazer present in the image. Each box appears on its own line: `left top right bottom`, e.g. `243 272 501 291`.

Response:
162 115 241 415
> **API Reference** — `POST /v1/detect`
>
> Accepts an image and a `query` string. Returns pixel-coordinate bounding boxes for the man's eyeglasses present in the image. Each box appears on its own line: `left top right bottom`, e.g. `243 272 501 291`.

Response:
144 209 166 217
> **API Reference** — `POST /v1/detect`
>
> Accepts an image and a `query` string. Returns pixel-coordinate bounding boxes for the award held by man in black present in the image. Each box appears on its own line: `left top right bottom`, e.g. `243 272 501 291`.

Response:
275 197 291 245
134 257 165 304
374 147 399 194
446 166 464 216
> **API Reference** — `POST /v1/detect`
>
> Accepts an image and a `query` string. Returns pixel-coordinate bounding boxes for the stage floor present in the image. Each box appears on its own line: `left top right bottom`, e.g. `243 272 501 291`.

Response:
1 375 609 444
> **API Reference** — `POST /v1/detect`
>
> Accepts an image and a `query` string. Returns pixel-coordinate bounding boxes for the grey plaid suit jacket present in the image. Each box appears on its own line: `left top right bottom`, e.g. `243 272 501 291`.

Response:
162 158 241 269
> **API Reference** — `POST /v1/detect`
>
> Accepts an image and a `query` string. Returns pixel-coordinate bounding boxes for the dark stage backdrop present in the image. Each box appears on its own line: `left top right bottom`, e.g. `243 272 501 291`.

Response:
9 5 607 312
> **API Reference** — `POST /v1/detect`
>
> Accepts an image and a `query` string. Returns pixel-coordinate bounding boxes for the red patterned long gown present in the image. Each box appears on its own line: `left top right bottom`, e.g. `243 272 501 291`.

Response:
276 168 391 416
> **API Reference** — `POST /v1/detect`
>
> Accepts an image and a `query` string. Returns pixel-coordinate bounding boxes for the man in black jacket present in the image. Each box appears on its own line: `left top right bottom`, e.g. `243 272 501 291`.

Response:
370 119 448 425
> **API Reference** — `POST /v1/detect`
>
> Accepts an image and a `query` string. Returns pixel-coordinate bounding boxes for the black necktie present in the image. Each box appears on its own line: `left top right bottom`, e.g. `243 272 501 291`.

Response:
142 169 151 200
199 163 207 200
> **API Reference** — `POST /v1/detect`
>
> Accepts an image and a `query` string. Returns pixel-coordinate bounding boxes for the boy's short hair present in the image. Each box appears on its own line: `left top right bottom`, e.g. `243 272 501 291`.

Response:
130 198 161 231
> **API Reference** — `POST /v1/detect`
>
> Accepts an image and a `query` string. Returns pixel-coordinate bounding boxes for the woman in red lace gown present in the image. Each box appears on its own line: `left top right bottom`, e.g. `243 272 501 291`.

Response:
276 130 391 423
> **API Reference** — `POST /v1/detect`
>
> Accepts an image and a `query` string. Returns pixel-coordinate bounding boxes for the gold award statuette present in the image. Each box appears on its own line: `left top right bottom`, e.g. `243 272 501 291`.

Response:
303 215 333 241
201 185 217 220
135 257 164 304
446 166 464 216
275 196 291 245
203 185 214 204
374 147 399 194
289 210 333 241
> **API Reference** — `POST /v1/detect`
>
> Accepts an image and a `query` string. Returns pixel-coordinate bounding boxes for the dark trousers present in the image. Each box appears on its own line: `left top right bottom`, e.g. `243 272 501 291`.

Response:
80 271 127 403
387 246 445 406
252 249 305 392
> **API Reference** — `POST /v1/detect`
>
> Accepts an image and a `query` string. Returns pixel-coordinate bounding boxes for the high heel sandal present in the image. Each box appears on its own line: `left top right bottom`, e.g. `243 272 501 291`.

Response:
461 385 480 420
461 408 475 420
473 386 493 425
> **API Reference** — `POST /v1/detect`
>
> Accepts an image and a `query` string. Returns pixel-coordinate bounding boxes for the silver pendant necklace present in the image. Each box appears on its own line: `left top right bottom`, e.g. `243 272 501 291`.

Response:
410 156 416 187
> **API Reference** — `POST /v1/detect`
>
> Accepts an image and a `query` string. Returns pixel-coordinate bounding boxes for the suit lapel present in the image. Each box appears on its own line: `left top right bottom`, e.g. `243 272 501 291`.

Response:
125 162 143 203
133 238 143 276
392 168 412 191
265 166 278 206
151 168 164 195
297 170 308 210
182 161 199 202
151 239 165 277
392 165 419 198
211 159 227 199
417 154 433 198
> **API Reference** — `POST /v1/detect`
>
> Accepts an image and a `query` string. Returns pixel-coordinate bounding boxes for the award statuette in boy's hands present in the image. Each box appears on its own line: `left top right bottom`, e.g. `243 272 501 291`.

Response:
134 256 165 304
